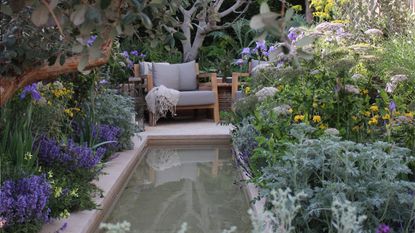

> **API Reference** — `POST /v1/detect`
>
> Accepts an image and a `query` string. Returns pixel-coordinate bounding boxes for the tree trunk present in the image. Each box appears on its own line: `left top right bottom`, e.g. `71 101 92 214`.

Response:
305 0 314 24
0 40 112 106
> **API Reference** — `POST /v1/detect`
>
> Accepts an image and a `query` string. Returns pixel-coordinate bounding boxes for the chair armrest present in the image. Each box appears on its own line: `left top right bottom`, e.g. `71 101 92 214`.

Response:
231 72 249 99
145 74 154 91
196 73 218 93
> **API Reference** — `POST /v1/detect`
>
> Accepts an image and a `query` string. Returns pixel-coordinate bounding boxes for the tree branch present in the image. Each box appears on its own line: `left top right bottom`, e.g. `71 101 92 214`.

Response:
0 40 112 106
42 0 64 37
218 0 250 18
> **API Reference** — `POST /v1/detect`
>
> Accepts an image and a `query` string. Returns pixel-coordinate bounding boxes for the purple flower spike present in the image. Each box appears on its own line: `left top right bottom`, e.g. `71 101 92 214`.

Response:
86 35 97 47
288 31 298 42
121 51 129 58
389 101 396 112
20 83 42 101
376 224 391 233
130 50 139 56
241 47 251 55
0 175 51 225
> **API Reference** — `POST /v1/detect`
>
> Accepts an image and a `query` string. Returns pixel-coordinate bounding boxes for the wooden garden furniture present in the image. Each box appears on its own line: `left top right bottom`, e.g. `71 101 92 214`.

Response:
132 61 220 126
231 60 268 100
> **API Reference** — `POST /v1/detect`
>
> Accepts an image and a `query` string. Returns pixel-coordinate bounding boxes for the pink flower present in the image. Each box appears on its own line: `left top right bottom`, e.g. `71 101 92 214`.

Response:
0 217 7 229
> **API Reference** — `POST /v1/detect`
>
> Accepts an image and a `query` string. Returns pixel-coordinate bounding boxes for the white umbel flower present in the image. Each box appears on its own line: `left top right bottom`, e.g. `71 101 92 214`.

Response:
255 87 278 101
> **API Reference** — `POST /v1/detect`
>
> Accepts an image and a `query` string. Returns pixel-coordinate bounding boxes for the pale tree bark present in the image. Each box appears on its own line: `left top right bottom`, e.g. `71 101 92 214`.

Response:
305 0 314 24
174 0 251 62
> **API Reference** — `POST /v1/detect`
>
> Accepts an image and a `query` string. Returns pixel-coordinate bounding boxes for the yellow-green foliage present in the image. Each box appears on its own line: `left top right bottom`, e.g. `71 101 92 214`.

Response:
310 0 335 21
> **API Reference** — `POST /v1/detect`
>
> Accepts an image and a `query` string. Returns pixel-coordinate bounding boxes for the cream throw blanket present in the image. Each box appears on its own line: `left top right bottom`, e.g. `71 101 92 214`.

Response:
145 85 180 123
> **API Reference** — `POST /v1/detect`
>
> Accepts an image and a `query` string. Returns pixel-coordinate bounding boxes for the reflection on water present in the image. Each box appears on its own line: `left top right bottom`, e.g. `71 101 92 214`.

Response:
105 146 251 233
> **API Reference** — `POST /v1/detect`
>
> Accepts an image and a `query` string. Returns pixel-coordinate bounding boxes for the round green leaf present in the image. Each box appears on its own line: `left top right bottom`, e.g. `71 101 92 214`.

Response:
31 4 50 27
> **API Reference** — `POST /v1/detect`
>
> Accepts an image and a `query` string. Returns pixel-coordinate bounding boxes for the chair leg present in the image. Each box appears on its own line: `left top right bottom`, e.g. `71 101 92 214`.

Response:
213 103 220 123
149 112 156 126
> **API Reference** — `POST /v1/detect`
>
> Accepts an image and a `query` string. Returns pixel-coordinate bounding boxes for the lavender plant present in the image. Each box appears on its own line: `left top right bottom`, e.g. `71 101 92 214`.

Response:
0 175 51 232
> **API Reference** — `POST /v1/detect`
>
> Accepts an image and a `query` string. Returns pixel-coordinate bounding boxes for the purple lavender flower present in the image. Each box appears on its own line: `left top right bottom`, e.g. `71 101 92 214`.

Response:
288 31 298 42
376 224 391 233
389 101 397 112
121 51 129 58
0 175 51 226
86 35 97 47
20 83 41 101
35 137 106 170
255 40 267 52
130 50 139 56
241 47 251 55
92 124 121 150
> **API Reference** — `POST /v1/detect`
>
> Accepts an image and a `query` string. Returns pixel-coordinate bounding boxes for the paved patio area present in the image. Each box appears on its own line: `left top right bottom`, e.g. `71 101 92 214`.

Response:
41 120 232 233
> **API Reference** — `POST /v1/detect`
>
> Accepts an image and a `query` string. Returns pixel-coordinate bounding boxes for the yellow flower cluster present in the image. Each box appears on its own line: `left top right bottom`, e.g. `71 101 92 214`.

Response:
369 104 379 112
64 107 81 118
294 115 305 123
368 116 379 125
52 87 73 98
313 115 322 123
245 86 251 95
311 0 335 20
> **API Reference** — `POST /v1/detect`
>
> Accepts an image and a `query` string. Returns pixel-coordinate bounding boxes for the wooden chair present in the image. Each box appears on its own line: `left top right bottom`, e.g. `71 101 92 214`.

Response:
133 62 220 126
231 60 268 100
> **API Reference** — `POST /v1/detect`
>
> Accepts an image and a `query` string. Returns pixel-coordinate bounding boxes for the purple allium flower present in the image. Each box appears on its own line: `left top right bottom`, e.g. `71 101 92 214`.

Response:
389 101 397 112
255 40 267 52
376 224 391 233
20 83 42 101
35 137 106 170
241 47 251 55
121 51 129 58
130 50 139 56
0 175 51 226
86 35 97 47
288 31 298 42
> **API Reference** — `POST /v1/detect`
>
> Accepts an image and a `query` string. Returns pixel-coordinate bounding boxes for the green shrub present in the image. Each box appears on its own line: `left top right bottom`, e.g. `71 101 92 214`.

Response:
90 89 138 150
259 125 415 232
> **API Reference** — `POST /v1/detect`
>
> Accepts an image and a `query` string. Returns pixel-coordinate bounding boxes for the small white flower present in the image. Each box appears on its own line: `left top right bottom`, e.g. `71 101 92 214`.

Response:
273 104 292 116
255 87 278 101
325 128 340 136
364 28 383 36
344 85 360 94
351 74 364 80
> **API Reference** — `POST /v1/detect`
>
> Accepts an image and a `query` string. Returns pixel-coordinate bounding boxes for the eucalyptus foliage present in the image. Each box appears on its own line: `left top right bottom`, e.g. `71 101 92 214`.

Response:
0 0 157 75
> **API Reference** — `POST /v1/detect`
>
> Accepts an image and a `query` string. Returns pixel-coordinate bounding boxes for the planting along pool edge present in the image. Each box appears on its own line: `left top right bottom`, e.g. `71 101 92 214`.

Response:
40 132 263 233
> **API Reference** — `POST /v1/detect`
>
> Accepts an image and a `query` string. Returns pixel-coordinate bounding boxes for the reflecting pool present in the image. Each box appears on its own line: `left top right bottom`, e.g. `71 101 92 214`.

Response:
104 145 251 233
